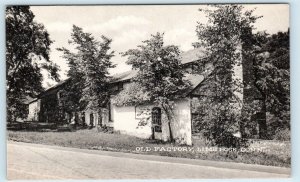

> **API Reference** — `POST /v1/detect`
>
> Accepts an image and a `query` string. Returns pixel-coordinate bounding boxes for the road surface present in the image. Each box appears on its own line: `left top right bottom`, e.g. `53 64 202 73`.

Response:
7 141 290 180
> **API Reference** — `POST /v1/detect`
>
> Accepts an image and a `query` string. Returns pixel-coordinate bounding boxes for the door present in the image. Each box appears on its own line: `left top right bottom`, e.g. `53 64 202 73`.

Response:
90 113 94 127
152 107 162 139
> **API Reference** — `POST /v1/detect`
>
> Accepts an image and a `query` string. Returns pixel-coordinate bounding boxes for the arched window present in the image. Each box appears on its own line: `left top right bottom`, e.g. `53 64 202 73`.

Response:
152 107 162 126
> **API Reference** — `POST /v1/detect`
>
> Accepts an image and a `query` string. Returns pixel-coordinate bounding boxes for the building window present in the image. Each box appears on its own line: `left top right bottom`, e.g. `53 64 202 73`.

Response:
118 82 123 90
82 112 85 125
111 82 123 92
98 112 103 127
90 113 94 126
108 101 113 122
152 107 162 132
75 113 79 125
57 91 63 99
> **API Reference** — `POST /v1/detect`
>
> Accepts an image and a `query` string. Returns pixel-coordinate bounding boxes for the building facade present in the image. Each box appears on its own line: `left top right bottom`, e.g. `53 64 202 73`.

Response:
27 48 265 144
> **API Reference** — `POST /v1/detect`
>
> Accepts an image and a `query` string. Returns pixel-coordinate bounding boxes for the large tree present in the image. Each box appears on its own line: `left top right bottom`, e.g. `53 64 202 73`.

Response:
193 5 260 146
6 6 59 121
119 33 191 142
253 30 290 140
231 27 290 140
58 25 115 119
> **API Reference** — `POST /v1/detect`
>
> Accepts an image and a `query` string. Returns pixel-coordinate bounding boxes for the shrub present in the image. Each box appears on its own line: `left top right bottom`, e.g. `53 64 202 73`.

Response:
273 128 290 141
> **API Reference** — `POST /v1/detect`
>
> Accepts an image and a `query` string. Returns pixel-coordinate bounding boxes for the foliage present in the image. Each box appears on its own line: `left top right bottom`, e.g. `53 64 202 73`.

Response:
273 127 290 141
253 31 290 136
6 6 60 121
239 100 261 138
121 33 192 141
58 25 115 113
238 29 290 139
193 5 261 146
111 82 151 106
123 33 191 103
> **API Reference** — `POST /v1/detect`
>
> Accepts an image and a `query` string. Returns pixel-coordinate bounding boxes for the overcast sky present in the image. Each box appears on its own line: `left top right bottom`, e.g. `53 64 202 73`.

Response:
30 4 289 88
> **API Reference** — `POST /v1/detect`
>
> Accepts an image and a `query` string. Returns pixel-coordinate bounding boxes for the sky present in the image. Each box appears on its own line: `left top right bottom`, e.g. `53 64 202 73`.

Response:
30 4 289 88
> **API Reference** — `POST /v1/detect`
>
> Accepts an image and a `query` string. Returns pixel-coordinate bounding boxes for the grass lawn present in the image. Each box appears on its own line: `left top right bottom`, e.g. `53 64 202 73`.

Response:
7 129 291 167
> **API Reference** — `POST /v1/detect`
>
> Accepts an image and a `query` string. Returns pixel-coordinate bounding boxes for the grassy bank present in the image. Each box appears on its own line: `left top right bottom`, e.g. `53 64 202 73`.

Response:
7 130 291 167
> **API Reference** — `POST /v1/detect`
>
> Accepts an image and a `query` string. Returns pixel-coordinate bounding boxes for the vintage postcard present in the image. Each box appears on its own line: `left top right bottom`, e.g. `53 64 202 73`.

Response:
6 4 290 180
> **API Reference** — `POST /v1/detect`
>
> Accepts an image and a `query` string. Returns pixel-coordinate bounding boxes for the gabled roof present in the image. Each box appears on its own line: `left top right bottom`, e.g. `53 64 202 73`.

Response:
111 48 205 83
43 78 70 93
180 47 205 64
113 72 204 92
185 74 204 93
111 72 204 106
35 48 204 98
111 69 138 83
22 96 36 104
111 70 204 89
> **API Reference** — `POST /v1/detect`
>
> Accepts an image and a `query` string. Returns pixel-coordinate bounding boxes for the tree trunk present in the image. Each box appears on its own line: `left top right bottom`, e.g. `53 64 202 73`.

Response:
162 103 174 142
167 121 174 142
98 108 103 127
258 97 267 139
151 127 155 140
253 57 268 139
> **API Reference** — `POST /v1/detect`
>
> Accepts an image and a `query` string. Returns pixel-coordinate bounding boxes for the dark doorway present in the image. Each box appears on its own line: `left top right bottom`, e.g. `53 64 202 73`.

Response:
81 112 85 125
75 113 79 125
152 107 162 133
98 111 103 127
90 113 94 127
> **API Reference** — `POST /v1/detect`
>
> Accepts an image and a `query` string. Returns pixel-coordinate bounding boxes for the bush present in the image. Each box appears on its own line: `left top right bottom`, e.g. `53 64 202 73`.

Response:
7 122 24 130
7 122 57 131
213 131 248 148
273 128 290 141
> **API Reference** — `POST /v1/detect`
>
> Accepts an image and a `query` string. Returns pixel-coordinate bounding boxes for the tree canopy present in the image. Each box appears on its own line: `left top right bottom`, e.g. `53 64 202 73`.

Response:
193 5 290 142
119 33 192 141
122 33 191 104
58 25 115 113
253 30 290 139
6 6 60 121
193 5 261 146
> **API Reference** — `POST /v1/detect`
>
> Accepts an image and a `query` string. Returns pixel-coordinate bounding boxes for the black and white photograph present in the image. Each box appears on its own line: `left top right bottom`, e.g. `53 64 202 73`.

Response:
6 4 290 180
